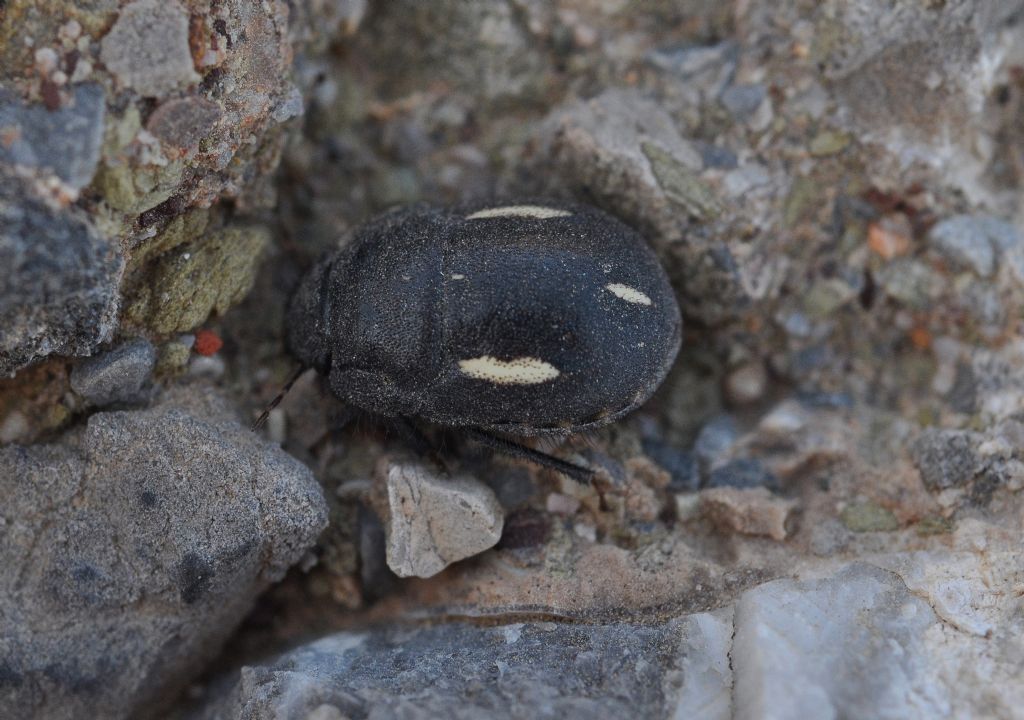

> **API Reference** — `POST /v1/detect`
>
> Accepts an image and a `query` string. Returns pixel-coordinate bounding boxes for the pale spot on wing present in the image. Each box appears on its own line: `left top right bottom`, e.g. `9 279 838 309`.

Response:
466 205 573 220
458 355 560 385
451 273 466 280
605 283 652 305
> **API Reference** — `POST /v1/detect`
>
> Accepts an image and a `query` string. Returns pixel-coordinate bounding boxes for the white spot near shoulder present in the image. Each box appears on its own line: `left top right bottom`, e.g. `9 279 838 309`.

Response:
466 205 572 220
605 283 652 305
458 355 560 385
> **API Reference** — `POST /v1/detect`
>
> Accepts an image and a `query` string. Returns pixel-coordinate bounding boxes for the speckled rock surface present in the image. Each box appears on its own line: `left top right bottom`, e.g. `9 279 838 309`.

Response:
0 171 122 376
189 613 732 720
0 388 327 720
69 337 156 406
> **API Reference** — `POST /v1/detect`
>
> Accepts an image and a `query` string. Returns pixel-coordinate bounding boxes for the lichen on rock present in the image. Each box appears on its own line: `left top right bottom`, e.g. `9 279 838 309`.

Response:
125 225 270 334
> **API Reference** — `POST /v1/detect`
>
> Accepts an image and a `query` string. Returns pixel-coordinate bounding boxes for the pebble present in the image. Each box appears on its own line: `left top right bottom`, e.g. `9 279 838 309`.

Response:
70 338 156 407
642 438 700 492
724 361 767 405
910 428 981 491
380 462 504 578
929 215 1019 279
700 486 796 541
694 415 738 473
706 458 780 492
720 83 766 120
99 0 199 97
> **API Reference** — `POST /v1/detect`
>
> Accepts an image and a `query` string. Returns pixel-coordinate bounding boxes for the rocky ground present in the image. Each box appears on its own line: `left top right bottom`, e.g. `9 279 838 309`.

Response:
2 1 1023 719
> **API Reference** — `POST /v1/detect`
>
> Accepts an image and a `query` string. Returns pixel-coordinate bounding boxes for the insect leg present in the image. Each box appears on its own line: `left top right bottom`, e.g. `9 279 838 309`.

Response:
463 428 594 484
252 365 307 431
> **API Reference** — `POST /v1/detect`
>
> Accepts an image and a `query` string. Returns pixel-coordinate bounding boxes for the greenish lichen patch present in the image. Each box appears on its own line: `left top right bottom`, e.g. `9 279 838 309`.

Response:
126 226 270 333
840 502 900 533
642 141 722 221
128 209 211 273
94 159 184 215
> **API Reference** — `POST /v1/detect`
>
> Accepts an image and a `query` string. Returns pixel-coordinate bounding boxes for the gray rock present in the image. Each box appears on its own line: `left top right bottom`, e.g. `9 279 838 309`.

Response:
0 84 106 189
542 88 705 245
706 458 780 492
720 83 766 120
70 338 157 406
99 0 199 98
641 438 700 492
694 414 738 474
732 564 944 720
0 171 123 376
646 41 738 95
380 462 504 578
190 611 733 720
928 215 1018 278
910 428 981 491
0 389 327 720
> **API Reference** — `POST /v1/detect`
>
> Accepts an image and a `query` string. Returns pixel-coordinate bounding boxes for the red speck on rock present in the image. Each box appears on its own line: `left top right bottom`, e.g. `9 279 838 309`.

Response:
194 329 223 356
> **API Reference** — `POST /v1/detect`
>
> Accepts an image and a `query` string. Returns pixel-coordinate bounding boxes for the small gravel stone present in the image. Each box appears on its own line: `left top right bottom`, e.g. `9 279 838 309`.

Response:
911 427 982 491
694 415 739 473
380 461 504 578
927 215 1014 278
700 487 796 541
99 0 199 97
720 83 766 119
706 458 780 492
70 338 156 406
642 438 700 492
724 361 767 405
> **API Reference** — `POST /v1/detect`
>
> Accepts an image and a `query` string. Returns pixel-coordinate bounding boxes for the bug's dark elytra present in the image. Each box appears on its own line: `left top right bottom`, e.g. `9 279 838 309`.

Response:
287 200 682 438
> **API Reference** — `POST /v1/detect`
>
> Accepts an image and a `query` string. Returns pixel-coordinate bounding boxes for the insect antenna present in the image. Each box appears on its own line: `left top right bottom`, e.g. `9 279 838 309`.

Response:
251 365 307 431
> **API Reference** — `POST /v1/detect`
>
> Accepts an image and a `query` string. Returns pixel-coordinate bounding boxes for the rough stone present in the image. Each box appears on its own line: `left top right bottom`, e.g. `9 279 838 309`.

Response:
732 564 944 720
0 84 106 190
69 338 156 406
928 215 1018 278
0 389 327 719
0 171 123 376
700 487 796 541
99 0 199 97
641 438 700 492
694 414 739 474
542 88 705 244
911 428 982 491
724 361 768 405
191 612 732 720
146 97 224 155
720 83 766 120
380 461 504 578
706 458 780 492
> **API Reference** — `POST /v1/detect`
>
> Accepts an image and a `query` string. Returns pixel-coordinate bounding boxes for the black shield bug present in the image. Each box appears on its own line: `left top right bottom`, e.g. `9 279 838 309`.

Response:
276 200 682 481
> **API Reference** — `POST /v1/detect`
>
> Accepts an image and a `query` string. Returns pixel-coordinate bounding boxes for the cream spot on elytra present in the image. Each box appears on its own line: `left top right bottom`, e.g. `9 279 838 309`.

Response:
458 356 560 385
605 283 652 305
466 205 572 220
451 273 466 280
